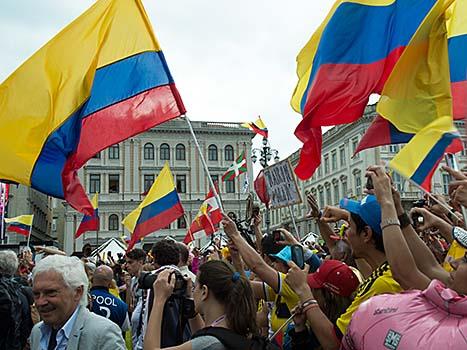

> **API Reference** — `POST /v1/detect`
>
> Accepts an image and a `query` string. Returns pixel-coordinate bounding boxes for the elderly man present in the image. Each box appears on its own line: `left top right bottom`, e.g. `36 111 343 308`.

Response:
30 255 125 350
90 265 130 332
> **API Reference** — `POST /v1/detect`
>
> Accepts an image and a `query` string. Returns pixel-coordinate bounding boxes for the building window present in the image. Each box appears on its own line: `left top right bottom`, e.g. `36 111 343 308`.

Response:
352 138 359 159
333 181 339 204
341 176 348 197
331 151 337 171
325 184 332 205
226 179 235 193
224 145 234 162
92 152 101 159
109 214 119 231
109 174 120 193
160 143 170 160
324 156 330 174
175 144 186 160
354 172 362 196
144 174 155 193
108 144 119 159
208 145 218 161
442 173 451 194
392 172 403 192
144 143 155 160
339 146 346 166
89 174 101 193
389 145 400 153
176 175 186 193
317 166 322 178
318 187 324 208
177 216 187 229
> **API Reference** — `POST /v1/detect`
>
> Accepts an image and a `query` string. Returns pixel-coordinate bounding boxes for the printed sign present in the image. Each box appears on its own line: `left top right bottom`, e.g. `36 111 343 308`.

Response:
263 160 302 209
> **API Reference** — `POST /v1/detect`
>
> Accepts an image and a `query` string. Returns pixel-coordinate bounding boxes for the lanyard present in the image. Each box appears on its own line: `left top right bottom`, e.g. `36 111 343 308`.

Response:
210 314 226 327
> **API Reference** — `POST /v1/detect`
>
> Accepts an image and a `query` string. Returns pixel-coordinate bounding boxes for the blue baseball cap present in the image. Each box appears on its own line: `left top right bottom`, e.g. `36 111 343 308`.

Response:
339 195 382 235
269 245 292 264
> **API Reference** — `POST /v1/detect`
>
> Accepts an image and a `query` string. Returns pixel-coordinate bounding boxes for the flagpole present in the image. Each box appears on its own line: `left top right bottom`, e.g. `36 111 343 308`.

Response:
26 220 32 247
184 116 224 212
288 206 301 240
0 193 5 245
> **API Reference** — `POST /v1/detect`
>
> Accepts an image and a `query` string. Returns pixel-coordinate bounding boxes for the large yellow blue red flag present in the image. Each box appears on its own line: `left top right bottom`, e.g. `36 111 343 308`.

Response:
0 0 185 215
122 163 184 250
291 0 441 180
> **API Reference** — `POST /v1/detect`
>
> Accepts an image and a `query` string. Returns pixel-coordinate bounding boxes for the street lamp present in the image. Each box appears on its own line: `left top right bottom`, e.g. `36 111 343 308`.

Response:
251 137 279 235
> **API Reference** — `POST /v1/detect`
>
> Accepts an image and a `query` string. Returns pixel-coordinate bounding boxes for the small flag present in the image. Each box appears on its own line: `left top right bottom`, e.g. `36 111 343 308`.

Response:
183 186 222 244
241 117 268 138
5 215 34 236
75 193 99 238
222 151 247 181
122 163 184 250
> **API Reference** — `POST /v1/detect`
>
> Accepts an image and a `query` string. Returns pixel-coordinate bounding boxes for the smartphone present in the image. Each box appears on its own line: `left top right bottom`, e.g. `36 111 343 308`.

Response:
365 176 374 190
291 244 305 269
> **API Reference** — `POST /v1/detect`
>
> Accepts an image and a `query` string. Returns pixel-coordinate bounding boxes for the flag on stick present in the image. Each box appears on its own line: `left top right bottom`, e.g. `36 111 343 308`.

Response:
75 194 99 238
241 117 268 138
183 186 222 244
123 163 184 250
222 151 247 181
0 0 185 215
5 215 34 236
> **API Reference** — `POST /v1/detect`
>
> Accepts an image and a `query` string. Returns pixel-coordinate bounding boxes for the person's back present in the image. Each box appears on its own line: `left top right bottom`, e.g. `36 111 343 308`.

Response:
342 279 467 349
0 250 32 350
90 265 130 331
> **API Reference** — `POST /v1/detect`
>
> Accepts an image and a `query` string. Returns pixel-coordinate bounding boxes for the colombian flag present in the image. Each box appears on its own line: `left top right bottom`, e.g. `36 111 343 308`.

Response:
75 194 99 238
122 163 184 250
0 0 185 215
241 117 269 138
291 0 441 180
5 215 34 237
390 117 462 191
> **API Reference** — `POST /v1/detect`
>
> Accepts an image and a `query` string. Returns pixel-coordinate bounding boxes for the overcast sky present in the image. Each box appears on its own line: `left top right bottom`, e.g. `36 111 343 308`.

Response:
0 0 336 163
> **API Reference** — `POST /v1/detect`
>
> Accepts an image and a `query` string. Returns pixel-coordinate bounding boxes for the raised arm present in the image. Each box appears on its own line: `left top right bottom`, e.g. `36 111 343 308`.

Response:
222 214 281 292
391 188 450 284
367 166 431 290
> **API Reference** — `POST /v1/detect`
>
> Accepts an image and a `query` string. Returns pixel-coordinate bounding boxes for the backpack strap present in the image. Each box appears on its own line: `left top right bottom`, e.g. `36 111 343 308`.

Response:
192 327 252 350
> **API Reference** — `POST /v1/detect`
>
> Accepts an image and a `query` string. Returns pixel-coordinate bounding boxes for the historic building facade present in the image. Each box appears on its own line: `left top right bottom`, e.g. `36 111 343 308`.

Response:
56 118 254 254
268 105 467 238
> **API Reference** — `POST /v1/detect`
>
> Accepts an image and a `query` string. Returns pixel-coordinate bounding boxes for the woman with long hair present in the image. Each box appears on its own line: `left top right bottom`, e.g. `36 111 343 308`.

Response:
143 260 257 350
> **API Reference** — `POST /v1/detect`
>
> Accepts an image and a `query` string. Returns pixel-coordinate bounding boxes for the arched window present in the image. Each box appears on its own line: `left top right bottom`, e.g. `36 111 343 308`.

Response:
208 145 218 161
224 145 234 162
175 144 186 160
144 143 154 160
160 143 170 160
109 214 119 231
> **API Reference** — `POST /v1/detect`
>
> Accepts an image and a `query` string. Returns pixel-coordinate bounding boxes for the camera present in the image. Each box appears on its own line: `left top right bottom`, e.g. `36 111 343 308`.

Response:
138 268 187 297
273 230 284 242
412 199 427 208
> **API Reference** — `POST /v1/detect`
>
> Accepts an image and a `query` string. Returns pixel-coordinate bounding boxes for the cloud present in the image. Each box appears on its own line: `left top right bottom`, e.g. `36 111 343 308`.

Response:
0 0 335 163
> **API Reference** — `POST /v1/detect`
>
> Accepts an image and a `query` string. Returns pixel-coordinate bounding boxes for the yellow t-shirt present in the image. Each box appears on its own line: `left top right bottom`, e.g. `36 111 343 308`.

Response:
336 262 402 335
263 272 301 333
442 240 466 272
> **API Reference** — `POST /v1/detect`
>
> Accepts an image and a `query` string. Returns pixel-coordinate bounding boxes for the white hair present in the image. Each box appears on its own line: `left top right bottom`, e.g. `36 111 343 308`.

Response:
32 255 89 306
0 250 18 275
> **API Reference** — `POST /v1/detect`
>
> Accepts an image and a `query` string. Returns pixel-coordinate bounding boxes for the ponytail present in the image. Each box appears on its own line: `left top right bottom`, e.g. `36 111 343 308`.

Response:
198 260 257 336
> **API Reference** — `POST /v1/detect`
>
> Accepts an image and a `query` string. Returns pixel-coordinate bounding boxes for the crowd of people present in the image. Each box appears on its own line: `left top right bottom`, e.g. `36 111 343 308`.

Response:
1 165 466 350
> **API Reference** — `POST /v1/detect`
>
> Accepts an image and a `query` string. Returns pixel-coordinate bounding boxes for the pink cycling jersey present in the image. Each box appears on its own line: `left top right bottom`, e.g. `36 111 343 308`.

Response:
342 279 467 350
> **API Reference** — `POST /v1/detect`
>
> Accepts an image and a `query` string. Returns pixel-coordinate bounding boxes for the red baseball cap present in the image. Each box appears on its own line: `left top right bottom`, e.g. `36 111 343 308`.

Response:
307 260 359 297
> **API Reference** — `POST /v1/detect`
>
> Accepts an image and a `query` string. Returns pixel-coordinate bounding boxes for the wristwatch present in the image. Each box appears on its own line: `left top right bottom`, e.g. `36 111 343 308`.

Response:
380 218 400 231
